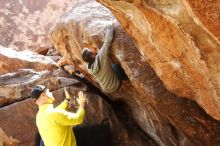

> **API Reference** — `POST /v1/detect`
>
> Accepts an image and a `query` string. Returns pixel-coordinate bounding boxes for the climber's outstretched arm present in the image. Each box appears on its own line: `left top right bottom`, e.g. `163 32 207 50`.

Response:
98 24 114 58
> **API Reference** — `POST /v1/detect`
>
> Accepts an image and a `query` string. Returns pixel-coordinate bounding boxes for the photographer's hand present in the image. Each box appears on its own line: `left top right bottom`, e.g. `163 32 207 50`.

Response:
77 91 87 109
64 87 71 101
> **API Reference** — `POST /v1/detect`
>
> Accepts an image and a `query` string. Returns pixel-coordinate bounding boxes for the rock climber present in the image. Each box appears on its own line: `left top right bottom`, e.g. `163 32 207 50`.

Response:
82 24 128 94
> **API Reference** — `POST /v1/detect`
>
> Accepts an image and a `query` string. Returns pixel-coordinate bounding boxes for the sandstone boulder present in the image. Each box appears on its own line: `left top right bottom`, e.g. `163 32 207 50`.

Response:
50 0 220 145
97 0 220 120
0 68 79 106
0 46 58 75
0 99 38 146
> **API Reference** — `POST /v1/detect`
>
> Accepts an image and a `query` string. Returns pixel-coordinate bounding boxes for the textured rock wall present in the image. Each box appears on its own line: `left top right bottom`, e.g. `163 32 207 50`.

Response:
0 69 77 106
0 99 38 146
183 0 220 42
0 0 76 51
97 0 220 120
0 46 58 75
50 0 220 145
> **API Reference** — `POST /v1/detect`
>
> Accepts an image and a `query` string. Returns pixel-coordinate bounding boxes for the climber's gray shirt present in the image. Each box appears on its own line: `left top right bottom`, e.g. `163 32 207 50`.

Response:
87 28 120 93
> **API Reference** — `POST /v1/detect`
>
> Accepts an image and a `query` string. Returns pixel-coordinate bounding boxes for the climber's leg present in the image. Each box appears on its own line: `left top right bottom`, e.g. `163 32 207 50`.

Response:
112 64 129 81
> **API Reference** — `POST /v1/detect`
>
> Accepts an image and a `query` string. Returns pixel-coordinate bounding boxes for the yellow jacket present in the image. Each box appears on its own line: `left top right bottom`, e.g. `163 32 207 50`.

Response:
36 100 85 146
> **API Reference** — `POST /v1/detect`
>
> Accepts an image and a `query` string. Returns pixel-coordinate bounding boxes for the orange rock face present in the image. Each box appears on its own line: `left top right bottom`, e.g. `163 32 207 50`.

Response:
51 0 220 145
0 0 76 51
184 0 220 42
97 0 220 120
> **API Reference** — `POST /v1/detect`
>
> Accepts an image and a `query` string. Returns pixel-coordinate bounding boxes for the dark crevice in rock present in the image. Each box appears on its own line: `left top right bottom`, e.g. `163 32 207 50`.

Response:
69 72 159 146
112 101 160 146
